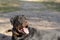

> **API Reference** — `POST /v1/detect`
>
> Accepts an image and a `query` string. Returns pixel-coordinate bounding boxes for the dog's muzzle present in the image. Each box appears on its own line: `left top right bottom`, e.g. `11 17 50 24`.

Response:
18 28 29 35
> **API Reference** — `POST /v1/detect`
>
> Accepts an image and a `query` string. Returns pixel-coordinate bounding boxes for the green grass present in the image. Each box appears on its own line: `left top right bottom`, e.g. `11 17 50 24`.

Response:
1 1 60 12
0 7 20 13
41 2 60 11
0 2 20 13
0 0 21 13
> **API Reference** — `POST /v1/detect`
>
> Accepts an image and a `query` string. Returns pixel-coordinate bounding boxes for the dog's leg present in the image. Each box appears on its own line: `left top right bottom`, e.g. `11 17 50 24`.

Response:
5 29 12 33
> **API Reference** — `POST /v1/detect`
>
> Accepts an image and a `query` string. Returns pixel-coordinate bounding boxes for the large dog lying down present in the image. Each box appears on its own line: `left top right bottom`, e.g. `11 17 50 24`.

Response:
6 15 60 40
7 15 41 40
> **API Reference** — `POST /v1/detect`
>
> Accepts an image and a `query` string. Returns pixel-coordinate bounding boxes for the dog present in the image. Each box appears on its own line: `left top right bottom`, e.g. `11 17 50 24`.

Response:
6 15 41 40
6 15 60 40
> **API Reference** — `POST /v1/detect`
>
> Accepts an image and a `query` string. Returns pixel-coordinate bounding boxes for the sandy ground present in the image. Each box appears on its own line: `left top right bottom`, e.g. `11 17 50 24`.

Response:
0 1 60 40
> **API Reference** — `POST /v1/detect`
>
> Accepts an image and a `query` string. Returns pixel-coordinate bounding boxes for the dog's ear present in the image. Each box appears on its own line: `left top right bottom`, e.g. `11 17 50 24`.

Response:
10 15 19 25
10 17 14 25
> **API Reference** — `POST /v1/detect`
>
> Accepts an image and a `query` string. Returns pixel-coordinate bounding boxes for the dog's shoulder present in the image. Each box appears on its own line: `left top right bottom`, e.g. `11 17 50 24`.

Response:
29 27 37 33
25 27 41 40
28 27 40 37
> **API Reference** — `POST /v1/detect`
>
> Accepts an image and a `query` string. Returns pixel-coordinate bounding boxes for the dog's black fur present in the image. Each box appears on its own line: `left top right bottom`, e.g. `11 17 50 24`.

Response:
9 15 41 40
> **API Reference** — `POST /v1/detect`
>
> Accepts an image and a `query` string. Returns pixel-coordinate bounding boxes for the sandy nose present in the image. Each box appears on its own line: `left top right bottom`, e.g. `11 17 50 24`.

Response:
23 28 29 34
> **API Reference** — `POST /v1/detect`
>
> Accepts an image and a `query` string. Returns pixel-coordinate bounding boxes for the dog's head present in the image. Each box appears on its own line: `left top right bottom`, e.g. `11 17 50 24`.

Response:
10 15 29 35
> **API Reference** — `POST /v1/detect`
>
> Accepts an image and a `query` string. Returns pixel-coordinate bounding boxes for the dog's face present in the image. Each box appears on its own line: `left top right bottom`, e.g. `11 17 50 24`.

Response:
17 20 29 35
10 15 29 35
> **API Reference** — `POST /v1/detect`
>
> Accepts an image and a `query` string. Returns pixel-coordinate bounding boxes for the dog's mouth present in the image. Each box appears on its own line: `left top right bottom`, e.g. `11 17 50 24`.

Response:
18 27 29 35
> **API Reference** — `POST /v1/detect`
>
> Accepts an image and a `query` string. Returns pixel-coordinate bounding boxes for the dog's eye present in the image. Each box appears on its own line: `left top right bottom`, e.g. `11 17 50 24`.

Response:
25 26 28 28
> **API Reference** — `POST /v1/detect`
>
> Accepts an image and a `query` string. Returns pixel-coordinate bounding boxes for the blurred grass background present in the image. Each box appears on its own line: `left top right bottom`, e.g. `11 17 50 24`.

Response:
0 0 60 12
0 0 21 12
41 2 60 11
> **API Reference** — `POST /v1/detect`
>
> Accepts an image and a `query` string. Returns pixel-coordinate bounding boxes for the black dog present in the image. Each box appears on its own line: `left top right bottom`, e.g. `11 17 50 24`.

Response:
6 15 60 40
7 15 41 40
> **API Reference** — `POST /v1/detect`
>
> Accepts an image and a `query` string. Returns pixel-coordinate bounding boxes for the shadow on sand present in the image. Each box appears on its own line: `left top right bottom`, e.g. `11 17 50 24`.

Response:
0 33 11 40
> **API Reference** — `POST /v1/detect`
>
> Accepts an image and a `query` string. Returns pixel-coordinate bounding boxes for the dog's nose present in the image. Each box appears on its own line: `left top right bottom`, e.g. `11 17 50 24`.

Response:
23 28 29 34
